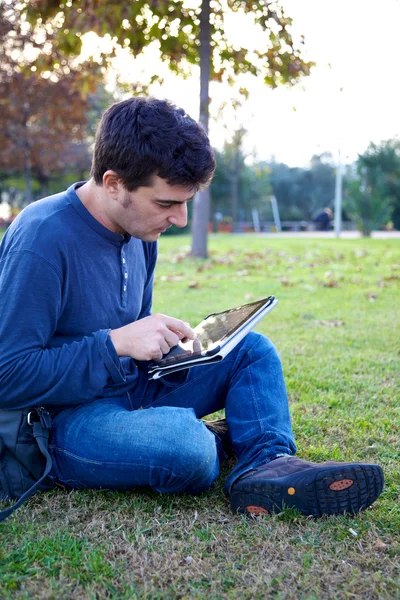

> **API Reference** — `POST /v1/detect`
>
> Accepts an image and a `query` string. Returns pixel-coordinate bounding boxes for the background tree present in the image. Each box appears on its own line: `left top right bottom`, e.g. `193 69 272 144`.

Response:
0 2 95 203
357 139 400 230
344 178 392 237
0 73 91 201
344 140 400 236
210 150 271 226
269 153 335 221
24 0 314 256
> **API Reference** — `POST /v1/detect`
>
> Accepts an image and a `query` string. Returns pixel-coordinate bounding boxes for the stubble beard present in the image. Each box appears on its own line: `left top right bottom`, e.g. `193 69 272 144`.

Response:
122 191 132 210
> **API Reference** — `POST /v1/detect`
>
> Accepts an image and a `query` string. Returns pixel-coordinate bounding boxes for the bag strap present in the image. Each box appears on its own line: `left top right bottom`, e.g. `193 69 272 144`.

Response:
0 409 53 523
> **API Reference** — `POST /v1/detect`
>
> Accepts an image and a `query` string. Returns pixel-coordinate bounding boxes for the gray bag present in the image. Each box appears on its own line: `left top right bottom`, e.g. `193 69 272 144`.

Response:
0 407 55 522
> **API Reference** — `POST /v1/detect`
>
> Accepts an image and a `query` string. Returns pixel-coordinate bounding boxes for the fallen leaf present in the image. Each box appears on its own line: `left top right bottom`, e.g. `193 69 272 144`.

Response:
375 539 387 550
384 274 400 281
171 252 188 263
354 249 368 258
188 281 199 289
316 320 345 327
366 291 377 301
323 280 339 288
280 278 294 287
160 275 184 282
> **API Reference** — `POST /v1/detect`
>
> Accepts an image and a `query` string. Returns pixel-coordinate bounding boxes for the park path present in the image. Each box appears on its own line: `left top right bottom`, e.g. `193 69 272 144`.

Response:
251 231 400 239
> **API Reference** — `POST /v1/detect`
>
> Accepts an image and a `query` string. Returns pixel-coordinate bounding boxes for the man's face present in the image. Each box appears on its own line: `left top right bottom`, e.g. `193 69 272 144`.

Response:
106 175 194 241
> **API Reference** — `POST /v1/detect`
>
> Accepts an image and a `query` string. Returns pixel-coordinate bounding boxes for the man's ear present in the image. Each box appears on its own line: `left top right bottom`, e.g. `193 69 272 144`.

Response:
102 170 121 199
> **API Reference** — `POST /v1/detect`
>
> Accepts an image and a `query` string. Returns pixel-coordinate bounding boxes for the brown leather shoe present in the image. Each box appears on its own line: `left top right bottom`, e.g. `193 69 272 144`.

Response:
230 456 384 517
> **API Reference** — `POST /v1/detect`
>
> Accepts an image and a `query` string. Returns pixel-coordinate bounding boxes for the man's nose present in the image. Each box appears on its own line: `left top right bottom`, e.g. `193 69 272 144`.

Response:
168 203 187 228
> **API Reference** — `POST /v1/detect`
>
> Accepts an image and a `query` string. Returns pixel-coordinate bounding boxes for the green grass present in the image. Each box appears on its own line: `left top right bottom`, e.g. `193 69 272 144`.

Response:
1 235 399 599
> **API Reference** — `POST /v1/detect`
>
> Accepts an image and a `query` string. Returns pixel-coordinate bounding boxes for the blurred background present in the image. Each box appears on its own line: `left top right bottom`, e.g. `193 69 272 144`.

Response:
1 0 399 243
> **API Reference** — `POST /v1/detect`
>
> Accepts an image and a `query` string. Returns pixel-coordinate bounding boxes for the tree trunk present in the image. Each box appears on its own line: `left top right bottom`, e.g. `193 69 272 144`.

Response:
22 103 33 205
37 174 50 199
190 0 211 258
231 149 239 231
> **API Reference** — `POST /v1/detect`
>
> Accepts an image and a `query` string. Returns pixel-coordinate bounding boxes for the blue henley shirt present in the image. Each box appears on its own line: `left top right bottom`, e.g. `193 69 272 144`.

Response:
0 182 157 409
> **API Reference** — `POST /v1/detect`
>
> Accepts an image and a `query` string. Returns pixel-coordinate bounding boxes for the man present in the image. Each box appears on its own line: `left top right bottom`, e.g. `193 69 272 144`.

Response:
313 207 333 231
0 97 383 517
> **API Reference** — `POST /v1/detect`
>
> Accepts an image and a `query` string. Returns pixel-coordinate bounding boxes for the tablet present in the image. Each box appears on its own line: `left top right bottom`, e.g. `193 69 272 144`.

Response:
148 296 277 376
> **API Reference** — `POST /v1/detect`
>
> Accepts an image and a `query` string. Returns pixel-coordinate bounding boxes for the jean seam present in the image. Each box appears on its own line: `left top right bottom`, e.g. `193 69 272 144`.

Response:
49 446 103 465
246 344 264 434
50 447 218 486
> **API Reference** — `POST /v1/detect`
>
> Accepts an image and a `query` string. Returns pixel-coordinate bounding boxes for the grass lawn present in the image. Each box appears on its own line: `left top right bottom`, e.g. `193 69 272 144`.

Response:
1 234 399 599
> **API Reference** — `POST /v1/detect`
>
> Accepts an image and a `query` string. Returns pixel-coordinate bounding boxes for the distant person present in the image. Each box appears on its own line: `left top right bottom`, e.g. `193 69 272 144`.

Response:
314 207 333 231
0 97 383 520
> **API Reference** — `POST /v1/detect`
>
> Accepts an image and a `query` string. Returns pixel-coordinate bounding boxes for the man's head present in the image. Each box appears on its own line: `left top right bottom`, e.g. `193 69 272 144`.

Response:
91 97 215 192
85 97 215 241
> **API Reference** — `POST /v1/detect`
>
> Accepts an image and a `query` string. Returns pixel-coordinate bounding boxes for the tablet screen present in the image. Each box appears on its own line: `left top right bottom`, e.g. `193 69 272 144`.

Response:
153 296 273 367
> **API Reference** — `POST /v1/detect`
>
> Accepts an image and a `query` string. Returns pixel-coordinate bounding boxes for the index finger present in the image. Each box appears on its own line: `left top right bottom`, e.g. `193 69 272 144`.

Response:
164 316 196 340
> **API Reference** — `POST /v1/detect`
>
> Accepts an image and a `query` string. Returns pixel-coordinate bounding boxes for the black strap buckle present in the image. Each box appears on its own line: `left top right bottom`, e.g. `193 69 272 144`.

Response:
27 407 52 429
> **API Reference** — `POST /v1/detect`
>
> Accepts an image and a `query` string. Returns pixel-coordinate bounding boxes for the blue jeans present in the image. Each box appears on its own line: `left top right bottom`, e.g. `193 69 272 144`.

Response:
49 332 296 494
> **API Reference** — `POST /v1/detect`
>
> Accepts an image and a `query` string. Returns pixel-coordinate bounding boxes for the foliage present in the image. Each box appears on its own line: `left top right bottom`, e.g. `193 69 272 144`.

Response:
25 1 314 88
1 235 399 599
343 139 400 236
269 153 336 221
0 2 93 203
85 85 117 147
211 146 271 222
345 180 392 237
0 72 91 187
357 139 400 230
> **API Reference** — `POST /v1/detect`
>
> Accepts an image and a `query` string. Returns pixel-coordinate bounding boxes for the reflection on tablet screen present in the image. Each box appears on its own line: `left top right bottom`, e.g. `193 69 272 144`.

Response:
156 298 271 367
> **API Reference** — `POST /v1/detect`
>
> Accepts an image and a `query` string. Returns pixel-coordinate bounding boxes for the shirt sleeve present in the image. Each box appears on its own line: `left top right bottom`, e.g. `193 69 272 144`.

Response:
0 250 125 409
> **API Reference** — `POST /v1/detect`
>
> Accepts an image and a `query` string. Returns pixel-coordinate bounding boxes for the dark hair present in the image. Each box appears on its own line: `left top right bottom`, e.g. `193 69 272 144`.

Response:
91 97 216 191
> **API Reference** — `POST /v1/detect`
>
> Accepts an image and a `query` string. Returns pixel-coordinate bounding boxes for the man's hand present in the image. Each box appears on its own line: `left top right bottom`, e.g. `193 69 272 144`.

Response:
109 314 196 361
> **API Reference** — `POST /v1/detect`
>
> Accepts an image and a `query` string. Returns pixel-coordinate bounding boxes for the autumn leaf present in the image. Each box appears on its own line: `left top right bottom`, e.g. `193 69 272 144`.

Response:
316 320 345 327
159 275 184 282
280 278 294 287
366 292 378 301
323 280 340 288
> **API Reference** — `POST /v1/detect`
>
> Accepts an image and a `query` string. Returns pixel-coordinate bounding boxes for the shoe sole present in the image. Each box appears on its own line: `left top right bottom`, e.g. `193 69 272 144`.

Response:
230 463 384 517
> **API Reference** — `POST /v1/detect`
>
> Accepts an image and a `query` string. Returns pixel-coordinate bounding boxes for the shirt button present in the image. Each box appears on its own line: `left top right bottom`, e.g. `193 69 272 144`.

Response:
124 273 128 279
122 258 126 264
123 285 127 292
